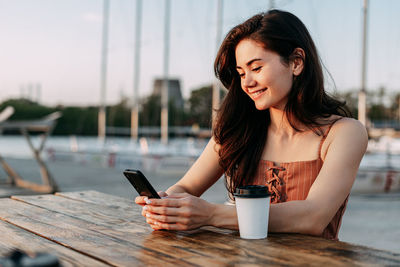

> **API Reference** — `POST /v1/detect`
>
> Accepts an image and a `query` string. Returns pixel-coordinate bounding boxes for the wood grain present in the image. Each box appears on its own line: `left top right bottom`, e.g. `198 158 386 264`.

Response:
0 198 193 266
56 190 134 207
0 220 108 266
14 191 400 266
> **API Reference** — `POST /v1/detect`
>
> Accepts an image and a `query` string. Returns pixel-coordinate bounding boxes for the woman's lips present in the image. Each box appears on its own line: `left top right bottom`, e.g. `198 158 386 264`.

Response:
249 88 267 99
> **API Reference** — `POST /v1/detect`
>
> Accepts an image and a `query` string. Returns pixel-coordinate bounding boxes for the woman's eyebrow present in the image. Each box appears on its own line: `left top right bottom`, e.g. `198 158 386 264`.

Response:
236 58 262 69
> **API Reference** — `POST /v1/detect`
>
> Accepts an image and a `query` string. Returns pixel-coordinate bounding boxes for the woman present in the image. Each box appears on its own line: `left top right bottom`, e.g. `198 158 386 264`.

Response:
135 10 368 240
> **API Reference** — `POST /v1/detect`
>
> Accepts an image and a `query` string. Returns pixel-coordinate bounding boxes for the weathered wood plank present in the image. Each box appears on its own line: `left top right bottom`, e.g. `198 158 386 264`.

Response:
263 233 400 265
15 193 143 226
0 198 194 266
0 220 109 266
56 190 134 207
17 192 400 266
12 194 309 265
58 191 400 266
13 194 241 266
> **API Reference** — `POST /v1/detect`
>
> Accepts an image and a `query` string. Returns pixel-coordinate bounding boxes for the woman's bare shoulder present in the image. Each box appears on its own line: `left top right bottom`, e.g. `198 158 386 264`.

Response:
318 116 367 138
332 117 367 136
321 117 368 159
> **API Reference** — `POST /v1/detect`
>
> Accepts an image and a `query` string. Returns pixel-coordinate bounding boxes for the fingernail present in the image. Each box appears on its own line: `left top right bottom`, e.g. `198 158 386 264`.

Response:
145 199 151 204
143 206 148 211
146 213 150 217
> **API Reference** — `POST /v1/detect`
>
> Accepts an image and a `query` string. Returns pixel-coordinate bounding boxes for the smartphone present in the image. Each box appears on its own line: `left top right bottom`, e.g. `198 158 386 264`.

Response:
123 169 161 199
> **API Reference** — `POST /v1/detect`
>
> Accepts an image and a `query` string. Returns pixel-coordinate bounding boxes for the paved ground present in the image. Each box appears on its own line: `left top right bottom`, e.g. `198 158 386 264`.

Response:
0 157 228 203
0 157 399 253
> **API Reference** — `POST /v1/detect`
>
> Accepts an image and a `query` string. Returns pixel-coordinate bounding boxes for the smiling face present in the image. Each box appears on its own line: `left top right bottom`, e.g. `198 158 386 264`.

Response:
235 39 296 111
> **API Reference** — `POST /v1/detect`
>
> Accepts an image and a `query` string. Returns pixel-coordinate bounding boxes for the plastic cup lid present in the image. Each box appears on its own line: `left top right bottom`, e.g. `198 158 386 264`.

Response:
234 185 270 198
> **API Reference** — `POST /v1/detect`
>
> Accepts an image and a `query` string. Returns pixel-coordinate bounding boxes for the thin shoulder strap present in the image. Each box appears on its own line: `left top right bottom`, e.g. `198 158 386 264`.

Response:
318 118 342 159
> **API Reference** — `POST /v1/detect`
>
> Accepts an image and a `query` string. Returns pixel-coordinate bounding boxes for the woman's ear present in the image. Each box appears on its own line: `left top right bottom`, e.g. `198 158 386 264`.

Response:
291 48 305 76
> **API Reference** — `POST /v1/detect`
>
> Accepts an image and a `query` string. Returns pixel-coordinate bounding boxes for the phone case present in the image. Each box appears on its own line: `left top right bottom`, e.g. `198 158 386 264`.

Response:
123 169 161 199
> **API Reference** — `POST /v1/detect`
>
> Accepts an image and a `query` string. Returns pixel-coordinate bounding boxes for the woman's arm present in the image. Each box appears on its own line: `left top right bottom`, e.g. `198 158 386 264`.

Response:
268 118 368 235
194 118 366 233
135 137 228 230
208 118 368 234
165 137 225 196
142 194 240 230
140 119 367 234
135 137 224 202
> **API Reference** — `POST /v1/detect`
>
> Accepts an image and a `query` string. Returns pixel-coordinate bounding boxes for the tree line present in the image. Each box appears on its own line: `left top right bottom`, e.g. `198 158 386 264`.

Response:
0 85 223 136
0 85 399 136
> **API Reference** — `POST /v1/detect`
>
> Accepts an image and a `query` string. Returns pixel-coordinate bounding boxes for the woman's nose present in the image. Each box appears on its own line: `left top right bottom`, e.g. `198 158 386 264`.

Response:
243 74 256 88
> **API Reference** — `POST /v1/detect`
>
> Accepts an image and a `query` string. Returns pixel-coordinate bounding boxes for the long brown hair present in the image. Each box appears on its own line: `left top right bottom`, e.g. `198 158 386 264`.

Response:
213 10 351 196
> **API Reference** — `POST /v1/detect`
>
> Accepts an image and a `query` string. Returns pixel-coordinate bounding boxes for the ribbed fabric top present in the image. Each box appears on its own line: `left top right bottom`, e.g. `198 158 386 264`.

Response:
252 122 348 240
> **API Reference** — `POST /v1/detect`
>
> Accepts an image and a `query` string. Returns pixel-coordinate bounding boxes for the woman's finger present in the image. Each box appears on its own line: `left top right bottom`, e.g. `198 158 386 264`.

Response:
163 193 190 199
158 191 168 197
147 216 187 231
144 197 182 207
155 222 189 231
146 218 162 230
143 205 182 216
135 196 148 205
146 212 189 224
142 206 147 217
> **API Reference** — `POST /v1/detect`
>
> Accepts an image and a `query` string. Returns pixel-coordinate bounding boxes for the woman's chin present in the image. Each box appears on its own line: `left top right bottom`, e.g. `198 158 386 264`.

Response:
254 102 269 111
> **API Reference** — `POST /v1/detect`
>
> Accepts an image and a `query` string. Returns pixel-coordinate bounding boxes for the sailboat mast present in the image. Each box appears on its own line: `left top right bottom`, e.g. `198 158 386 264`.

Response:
131 0 142 141
212 0 223 124
269 0 275 9
161 0 171 144
358 0 368 126
98 0 110 140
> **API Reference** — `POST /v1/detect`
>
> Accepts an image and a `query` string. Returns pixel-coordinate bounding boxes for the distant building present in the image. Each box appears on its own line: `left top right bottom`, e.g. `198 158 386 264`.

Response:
152 78 184 109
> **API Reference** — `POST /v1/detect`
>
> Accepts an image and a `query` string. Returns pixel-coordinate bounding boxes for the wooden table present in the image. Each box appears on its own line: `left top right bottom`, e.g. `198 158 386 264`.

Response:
0 190 399 266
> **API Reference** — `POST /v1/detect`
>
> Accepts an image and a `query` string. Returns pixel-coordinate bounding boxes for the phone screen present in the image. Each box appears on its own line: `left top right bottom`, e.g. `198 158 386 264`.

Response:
123 169 161 199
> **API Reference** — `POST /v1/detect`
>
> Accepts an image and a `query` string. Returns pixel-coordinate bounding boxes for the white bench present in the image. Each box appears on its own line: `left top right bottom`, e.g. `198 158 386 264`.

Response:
0 107 61 193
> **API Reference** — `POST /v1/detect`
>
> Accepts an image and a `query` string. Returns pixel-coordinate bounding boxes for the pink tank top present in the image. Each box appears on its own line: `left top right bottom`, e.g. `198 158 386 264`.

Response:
252 122 348 240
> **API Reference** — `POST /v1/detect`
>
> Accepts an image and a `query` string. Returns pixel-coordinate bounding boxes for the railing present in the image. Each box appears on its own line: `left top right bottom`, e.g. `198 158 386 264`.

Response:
106 126 211 137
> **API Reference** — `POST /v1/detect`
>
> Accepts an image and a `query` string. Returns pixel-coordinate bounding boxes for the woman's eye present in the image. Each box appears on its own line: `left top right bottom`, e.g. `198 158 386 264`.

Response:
252 66 261 72
238 73 245 78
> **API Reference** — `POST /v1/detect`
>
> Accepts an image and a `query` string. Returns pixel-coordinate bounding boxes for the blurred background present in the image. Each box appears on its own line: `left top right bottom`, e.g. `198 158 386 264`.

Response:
0 0 399 253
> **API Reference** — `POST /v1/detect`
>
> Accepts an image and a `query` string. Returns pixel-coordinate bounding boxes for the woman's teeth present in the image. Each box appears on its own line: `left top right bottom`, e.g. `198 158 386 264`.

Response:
252 89 266 97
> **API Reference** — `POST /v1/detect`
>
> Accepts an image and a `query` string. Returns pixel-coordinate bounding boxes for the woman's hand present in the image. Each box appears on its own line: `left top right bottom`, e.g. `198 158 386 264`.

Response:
139 193 216 231
135 191 168 206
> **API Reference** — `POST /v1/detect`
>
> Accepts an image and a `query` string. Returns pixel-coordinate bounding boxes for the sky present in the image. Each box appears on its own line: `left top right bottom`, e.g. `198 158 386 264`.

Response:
0 0 399 106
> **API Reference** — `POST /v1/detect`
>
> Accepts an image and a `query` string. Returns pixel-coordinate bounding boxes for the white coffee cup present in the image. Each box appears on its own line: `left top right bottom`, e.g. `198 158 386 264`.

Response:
234 185 271 239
